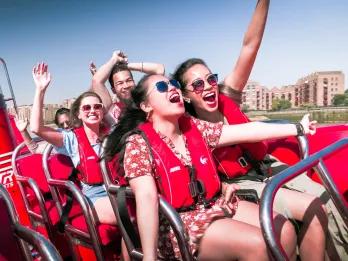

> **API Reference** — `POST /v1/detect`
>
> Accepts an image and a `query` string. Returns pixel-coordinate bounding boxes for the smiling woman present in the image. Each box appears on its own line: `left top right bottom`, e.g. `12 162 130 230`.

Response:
101 73 329 260
29 62 120 226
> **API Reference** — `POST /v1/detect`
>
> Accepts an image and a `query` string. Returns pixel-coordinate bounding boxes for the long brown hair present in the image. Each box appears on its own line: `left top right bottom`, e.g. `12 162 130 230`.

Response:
70 91 105 129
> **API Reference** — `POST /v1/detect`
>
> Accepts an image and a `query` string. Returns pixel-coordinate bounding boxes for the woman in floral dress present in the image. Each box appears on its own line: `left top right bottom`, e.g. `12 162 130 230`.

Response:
103 74 320 260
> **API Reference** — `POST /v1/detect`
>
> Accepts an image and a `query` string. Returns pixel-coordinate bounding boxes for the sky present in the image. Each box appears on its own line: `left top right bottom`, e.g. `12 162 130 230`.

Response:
0 0 347 106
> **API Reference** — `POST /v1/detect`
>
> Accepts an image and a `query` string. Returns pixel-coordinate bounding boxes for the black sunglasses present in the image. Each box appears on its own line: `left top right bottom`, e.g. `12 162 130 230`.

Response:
188 74 218 94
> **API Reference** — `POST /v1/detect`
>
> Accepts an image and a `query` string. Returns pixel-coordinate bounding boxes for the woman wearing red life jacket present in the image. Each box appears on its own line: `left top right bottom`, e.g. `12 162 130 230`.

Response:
101 74 324 260
30 63 118 225
172 1 347 260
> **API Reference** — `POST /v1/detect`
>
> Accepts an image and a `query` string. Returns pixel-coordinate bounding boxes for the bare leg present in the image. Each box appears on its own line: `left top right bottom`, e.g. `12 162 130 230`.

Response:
233 200 297 260
199 218 268 261
93 196 117 224
271 188 328 261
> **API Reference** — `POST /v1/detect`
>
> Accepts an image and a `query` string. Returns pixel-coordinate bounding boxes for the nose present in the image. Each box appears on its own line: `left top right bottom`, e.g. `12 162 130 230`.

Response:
203 79 214 91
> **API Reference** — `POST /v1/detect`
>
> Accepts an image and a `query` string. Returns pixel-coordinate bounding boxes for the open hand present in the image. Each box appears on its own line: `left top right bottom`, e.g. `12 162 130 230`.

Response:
32 62 51 92
300 113 317 135
14 115 28 132
89 61 97 75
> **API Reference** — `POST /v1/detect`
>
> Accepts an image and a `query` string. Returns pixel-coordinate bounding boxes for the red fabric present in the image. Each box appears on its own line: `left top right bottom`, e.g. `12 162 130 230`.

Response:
138 115 220 209
213 94 268 179
73 127 120 185
32 199 120 245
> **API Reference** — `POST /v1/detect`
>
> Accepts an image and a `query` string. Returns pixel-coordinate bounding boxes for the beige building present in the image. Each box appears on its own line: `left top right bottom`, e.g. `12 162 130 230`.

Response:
242 71 345 110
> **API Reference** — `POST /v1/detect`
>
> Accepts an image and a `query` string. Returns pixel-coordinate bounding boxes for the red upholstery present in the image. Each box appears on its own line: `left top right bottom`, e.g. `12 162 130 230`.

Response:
267 136 301 166
307 125 348 204
47 154 121 246
0 200 25 261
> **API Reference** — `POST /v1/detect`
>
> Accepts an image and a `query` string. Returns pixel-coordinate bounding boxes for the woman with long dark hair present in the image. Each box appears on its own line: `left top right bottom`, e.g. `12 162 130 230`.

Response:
101 74 326 260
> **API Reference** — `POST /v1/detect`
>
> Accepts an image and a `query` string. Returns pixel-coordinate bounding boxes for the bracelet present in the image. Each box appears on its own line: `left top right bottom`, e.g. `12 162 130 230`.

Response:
295 123 305 136
141 62 144 73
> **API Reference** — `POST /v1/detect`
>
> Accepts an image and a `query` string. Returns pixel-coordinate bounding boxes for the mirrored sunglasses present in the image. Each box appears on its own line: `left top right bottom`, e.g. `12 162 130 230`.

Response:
190 74 218 94
80 103 103 113
155 79 181 92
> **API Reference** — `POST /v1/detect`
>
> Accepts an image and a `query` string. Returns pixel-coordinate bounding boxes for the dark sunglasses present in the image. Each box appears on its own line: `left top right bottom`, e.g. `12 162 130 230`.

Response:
80 103 103 113
57 120 70 129
155 79 181 92
188 74 218 94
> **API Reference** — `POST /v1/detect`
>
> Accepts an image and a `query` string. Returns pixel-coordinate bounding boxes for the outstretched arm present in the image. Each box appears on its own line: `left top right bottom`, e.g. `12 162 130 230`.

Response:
30 63 63 147
129 175 159 261
224 0 270 92
218 114 316 147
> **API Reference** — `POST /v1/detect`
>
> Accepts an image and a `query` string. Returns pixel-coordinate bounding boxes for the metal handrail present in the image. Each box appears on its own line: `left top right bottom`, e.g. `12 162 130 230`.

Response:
42 144 104 261
0 57 18 113
260 138 348 260
11 139 55 238
0 184 63 261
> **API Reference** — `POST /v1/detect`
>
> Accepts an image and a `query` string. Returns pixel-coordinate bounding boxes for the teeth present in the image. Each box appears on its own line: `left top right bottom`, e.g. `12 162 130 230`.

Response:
204 93 215 98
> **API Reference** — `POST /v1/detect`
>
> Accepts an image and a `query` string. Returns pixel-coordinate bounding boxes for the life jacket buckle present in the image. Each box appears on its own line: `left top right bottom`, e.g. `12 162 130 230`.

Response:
189 180 206 198
238 157 248 168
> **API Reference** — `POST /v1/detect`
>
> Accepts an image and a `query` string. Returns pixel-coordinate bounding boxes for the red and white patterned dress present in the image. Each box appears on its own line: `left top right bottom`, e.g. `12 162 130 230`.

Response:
123 116 239 259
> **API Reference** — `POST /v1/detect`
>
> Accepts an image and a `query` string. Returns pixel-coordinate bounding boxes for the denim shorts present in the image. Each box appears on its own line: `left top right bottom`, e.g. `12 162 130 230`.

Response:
80 183 108 205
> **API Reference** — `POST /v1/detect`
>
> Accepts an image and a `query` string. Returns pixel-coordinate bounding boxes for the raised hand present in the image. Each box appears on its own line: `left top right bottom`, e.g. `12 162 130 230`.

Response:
112 50 128 65
32 62 51 92
14 115 29 132
89 61 97 75
300 113 317 135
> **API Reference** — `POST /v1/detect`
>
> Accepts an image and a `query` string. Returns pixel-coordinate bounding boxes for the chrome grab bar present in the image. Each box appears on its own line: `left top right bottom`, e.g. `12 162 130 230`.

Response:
260 138 348 260
0 58 18 113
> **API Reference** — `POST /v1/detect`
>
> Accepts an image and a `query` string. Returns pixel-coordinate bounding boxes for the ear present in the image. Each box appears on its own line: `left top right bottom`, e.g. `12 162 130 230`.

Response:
140 101 153 113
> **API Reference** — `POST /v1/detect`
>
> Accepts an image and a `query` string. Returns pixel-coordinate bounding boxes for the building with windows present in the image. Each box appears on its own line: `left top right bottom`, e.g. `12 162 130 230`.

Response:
242 71 345 110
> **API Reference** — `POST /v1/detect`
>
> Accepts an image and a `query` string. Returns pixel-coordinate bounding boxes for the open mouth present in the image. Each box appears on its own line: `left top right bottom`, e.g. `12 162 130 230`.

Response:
169 92 181 103
203 92 216 104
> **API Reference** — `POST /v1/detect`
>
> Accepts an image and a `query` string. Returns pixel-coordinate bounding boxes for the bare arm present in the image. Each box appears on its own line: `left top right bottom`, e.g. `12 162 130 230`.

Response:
91 52 124 110
218 114 316 147
30 63 63 147
224 0 270 91
129 175 159 261
14 116 39 153
127 62 165 75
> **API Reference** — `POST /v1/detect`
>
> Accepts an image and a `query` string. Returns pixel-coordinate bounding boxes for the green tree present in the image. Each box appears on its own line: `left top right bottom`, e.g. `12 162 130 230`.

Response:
332 94 346 106
272 98 292 111
241 104 249 112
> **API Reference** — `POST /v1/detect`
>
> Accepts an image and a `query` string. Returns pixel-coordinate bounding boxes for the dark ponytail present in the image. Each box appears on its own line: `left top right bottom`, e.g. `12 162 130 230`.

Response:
102 74 153 171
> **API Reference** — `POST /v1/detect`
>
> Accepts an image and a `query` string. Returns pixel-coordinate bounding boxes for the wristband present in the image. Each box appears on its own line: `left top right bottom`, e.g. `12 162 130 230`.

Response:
295 123 305 136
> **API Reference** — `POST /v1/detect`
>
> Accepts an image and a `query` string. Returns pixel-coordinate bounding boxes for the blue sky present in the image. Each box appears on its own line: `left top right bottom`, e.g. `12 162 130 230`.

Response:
1 0 347 106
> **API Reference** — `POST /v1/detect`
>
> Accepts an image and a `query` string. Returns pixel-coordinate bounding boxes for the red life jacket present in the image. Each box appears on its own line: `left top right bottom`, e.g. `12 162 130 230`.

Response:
213 94 268 179
73 127 121 185
138 116 220 210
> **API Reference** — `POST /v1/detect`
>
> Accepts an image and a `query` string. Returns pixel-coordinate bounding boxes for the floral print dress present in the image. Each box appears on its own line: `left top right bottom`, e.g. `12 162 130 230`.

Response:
123 116 239 259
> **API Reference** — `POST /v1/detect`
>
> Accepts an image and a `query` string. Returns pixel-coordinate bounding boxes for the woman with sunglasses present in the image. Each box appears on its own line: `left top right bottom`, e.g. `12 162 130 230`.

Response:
30 62 119 226
100 74 328 260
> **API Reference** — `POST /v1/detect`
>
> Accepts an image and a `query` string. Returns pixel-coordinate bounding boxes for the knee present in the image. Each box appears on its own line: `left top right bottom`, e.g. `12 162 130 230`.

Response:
305 197 328 231
274 215 297 249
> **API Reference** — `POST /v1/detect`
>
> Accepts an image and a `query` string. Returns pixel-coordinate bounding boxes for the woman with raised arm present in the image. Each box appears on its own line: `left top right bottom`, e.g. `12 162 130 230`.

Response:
101 74 328 260
30 63 118 225
172 1 346 259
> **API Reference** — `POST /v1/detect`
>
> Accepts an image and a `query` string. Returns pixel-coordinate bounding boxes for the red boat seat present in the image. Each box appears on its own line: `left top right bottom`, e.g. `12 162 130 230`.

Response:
307 125 348 204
